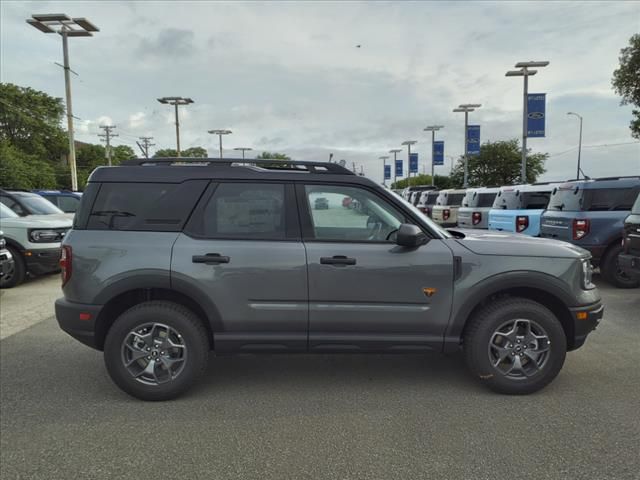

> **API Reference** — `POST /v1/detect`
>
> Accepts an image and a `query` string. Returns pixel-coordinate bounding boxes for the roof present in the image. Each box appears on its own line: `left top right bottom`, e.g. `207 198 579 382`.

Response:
89 158 376 184
558 176 640 190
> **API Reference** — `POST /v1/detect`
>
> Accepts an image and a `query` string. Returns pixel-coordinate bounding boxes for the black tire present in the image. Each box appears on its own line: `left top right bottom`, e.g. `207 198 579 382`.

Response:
463 297 567 395
104 301 209 401
0 246 26 288
600 243 639 289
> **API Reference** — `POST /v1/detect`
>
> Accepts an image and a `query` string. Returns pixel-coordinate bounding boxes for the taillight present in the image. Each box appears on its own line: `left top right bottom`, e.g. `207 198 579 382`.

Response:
516 216 529 233
573 219 590 240
60 245 72 286
418 207 427 213
443 209 450 221
472 212 482 225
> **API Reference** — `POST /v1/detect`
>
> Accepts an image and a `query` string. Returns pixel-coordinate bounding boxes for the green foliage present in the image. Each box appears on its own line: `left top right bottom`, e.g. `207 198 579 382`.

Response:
153 146 208 158
391 175 453 190
111 145 136 165
612 34 640 139
0 140 56 189
256 151 290 160
448 139 547 188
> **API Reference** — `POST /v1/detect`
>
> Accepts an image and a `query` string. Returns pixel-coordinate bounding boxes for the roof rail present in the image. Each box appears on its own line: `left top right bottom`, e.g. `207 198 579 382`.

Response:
120 157 355 175
593 175 640 181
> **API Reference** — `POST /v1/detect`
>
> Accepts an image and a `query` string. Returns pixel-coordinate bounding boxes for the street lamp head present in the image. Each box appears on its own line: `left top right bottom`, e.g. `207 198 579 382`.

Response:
234 147 252 151
567 111 582 120
379 156 389 160
515 61 549 68
424 125 444 131
506 69 537 77
389 149 402 153
401 140 417 146
72 18 99 32
208 129 232 135
158 97 193 105
459 103 481 109
27 14 99 36
32 13 70 22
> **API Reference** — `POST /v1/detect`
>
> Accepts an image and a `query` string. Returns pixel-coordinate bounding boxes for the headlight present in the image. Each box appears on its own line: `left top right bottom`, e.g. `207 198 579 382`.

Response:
0 238 5 249
581 259 595 290
28 229 67 243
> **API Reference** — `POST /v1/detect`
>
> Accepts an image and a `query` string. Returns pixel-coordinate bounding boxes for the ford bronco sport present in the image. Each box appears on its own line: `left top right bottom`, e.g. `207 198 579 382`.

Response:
56 159 603 400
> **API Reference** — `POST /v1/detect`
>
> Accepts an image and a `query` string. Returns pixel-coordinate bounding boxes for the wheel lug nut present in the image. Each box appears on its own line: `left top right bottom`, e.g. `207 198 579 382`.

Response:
511 352 515 356
147 356 151 360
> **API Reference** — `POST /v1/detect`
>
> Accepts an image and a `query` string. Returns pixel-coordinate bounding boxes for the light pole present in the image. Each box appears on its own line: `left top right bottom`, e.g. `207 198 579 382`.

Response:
379 156 389 186
567 112 583 180
27 14 99 191
234 147 252 160
389 148 402 187
453 104 481 188
506 61 549 183
208 130 232 158
424 125 444 186
402 140 417 186
158 97 194 157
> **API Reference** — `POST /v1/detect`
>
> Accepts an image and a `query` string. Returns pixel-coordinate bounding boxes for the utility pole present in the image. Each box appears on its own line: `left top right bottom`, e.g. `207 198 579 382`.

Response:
98 125 118 166
158 97 194 157
136 136 155 159
208 130 232 158
424 125 444 186
27 14 99 191
389 148 402 187
402 140 417 186
567 112 583 180
506 61 549 183
379 156 389 186
453 104 481 188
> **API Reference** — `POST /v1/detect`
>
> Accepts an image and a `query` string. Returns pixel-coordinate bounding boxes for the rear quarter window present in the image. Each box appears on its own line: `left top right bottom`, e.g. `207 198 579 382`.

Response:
85 180 208 231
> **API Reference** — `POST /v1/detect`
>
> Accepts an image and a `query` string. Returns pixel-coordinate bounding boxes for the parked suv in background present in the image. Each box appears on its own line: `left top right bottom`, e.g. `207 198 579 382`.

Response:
0 203 72 287
458 187 500 229
619 192 640 283
541 177 640 288
56 158 602 400
416 190 440 218
0 189 71 219
488 183 558 236
33 190 83 213
431 189 466 227
403 185 436 206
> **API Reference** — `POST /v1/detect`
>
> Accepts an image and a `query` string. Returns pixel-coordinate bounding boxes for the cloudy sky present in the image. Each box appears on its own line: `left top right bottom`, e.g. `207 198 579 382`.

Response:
2 0 639 183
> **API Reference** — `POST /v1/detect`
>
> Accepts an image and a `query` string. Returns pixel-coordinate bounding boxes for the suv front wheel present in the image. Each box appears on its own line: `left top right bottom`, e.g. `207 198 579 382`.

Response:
104 301 209 401
464 297 567 394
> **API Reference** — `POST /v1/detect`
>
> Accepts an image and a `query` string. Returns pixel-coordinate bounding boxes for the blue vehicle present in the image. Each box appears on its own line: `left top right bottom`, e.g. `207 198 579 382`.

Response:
488 183 559 236
540 176 640 288
33 190 83 213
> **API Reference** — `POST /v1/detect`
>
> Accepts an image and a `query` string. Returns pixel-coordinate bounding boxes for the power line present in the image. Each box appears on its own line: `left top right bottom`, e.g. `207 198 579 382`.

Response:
98 125 118 166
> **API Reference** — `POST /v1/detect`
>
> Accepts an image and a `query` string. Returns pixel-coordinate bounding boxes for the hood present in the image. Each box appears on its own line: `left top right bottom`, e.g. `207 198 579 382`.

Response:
449 228 590 259
0 214 73 229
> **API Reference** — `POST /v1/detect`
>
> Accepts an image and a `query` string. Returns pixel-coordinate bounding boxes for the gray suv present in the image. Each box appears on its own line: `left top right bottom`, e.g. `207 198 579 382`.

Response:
56 159 603 400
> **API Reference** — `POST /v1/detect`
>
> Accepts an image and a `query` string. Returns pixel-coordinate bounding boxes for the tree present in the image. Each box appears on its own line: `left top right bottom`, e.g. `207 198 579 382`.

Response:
111 145 136 165
256 151 290 160
0 140 56 189
391 175 453 190
153 146 208 158
449 139 547 188
612 34 640 139
0 83 67 160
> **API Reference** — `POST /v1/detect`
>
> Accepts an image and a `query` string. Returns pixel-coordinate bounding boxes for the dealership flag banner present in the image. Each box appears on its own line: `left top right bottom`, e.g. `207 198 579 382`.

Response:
433 141 444 166
527 93 546 138
409 153 419 173
384 164 391 180
467 125 481 156
395 159 403 177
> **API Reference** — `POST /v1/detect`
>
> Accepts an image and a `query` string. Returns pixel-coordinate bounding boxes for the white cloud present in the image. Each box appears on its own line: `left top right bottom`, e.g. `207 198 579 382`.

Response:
128 112 146 129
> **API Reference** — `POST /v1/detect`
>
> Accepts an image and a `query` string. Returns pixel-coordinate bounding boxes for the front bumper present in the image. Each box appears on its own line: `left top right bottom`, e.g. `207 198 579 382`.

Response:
55 297 103 350
618 253 640 280
568 300 604 350
25 248 61 275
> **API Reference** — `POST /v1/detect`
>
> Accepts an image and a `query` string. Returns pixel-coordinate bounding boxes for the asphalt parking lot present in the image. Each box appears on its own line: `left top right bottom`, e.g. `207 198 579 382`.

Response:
1 276 638 480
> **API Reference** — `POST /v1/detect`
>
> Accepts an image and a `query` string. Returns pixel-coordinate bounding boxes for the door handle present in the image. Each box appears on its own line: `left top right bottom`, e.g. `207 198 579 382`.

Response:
192 253 230 265
320 255 356 266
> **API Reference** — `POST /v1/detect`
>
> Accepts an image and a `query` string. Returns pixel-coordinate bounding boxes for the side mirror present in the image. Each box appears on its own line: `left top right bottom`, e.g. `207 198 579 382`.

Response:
396 223 427 247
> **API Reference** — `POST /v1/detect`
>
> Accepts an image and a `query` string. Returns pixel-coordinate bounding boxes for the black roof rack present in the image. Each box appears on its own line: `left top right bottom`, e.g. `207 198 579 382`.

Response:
593 175 640 181
120 157 355 175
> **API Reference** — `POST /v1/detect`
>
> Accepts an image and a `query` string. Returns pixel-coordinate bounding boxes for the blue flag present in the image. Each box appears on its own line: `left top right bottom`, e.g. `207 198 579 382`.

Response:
395 159 403 177
433 141 444 166
409 153 419 173
467 125 481 156
527 93 546 138
384 164 391 180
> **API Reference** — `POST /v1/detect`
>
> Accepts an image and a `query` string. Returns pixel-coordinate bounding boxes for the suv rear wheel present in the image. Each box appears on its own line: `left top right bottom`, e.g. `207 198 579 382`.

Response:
464 297 567 394
104 301 209 401
600 243 639 288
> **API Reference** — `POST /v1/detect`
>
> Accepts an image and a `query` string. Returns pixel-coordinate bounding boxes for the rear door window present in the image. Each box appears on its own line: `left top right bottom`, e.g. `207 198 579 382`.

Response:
86 180 208 231
587 188 639 211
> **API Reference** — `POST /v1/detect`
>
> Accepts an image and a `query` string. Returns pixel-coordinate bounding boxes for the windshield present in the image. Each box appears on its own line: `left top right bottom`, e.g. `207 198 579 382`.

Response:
547 186 584 211
0 203 19 219
15 193 64 215
633 194 640 214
